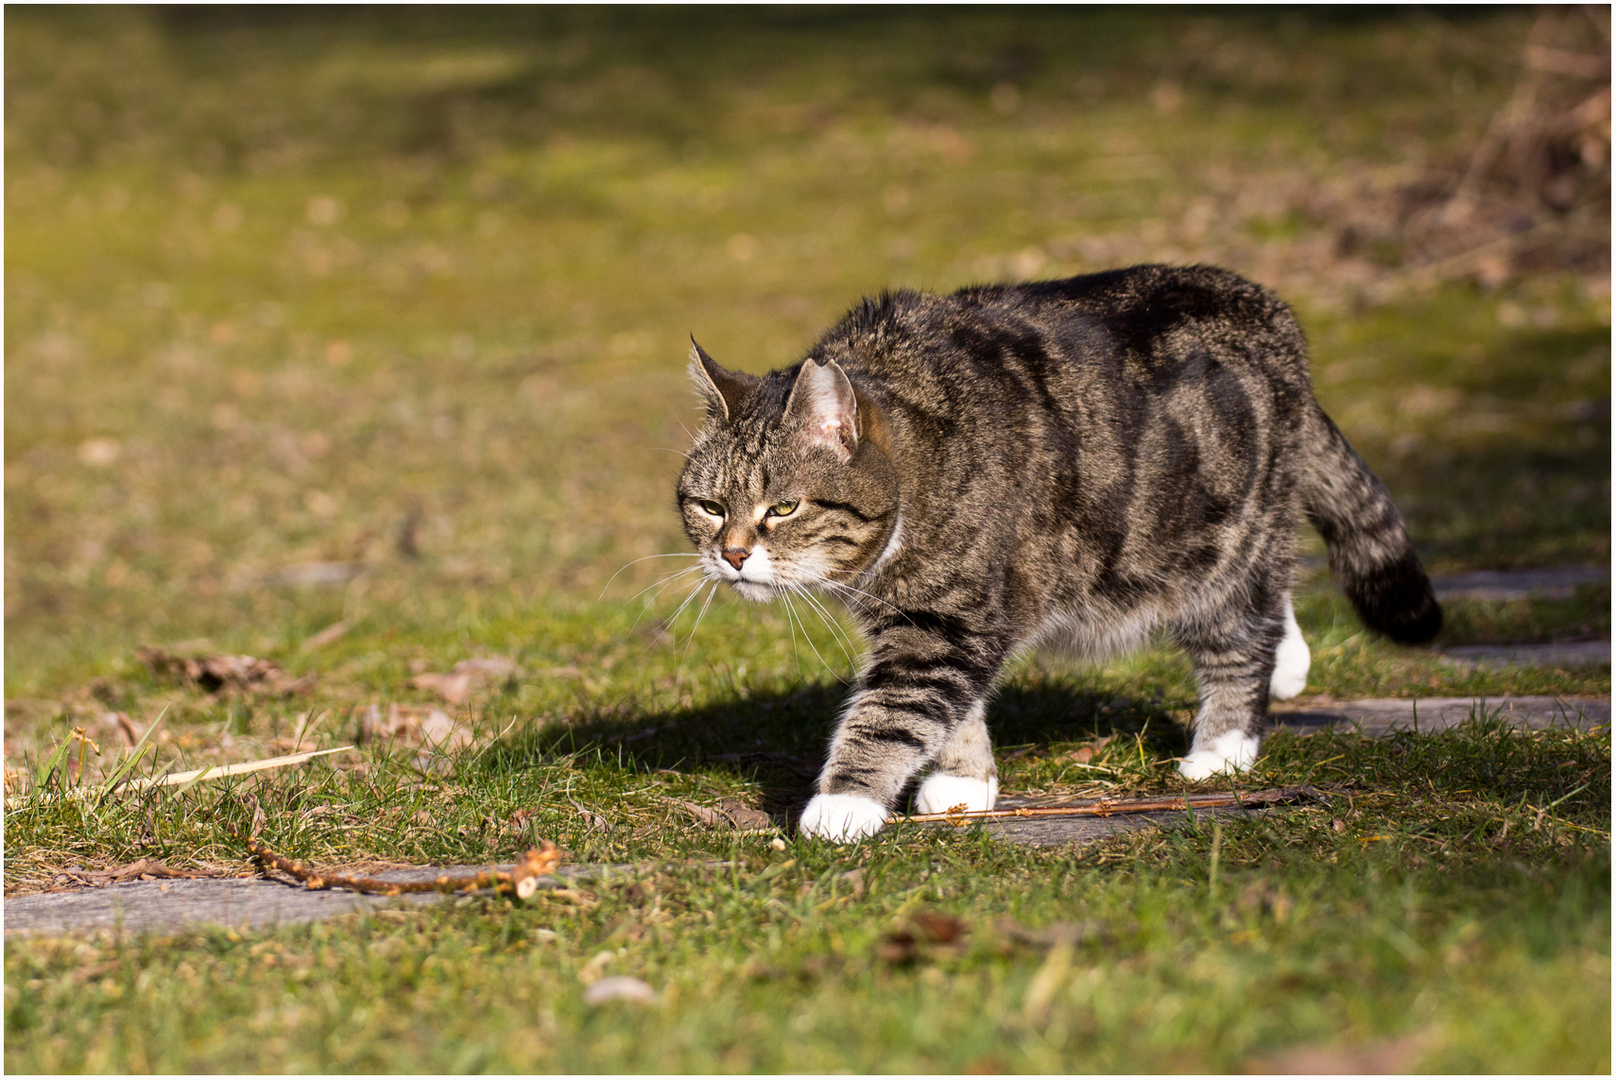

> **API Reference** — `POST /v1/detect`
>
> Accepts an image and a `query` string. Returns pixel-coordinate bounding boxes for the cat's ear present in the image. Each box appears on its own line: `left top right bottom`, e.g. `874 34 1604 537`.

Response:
687 337 759 421
785 358 859 462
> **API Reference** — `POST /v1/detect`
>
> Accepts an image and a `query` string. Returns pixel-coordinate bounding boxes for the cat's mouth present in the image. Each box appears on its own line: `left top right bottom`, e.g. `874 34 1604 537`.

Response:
710 563 778 603
728 579 777 603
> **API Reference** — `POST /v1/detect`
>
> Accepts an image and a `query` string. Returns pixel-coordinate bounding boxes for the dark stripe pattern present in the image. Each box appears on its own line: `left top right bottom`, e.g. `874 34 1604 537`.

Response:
678 264 1441 812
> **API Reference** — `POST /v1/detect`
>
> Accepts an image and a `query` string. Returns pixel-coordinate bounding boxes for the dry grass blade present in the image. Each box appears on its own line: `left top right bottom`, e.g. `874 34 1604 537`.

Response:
133 746 355 793
6 736 351 808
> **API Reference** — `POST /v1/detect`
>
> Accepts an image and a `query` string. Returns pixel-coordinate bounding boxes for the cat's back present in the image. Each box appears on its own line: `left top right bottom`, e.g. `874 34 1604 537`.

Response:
822 264 1310 396
963 264 1309 381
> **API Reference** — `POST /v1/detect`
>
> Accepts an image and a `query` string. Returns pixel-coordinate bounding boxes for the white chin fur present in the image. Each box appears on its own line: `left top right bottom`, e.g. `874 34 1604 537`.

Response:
1179 730 1261 780
729 580 775 603
1269 599 1311 700
915 773 999 815
798 793 890 841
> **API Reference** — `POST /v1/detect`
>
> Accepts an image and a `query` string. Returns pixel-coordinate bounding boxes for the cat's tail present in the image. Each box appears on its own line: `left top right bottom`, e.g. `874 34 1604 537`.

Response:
1299 406 1443 644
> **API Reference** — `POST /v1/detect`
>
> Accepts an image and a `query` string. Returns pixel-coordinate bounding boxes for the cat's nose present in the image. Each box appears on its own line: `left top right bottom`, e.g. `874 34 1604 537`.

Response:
721 547 750 570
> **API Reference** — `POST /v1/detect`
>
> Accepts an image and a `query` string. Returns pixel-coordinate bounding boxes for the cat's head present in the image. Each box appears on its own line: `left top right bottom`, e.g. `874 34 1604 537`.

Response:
677 340 899 601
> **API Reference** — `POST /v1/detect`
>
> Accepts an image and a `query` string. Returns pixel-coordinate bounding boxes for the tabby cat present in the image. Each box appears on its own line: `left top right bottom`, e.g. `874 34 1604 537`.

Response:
677 264 1441 841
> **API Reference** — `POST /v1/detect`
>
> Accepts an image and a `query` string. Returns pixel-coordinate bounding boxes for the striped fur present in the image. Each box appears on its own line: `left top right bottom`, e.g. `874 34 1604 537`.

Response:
677 265 1440 838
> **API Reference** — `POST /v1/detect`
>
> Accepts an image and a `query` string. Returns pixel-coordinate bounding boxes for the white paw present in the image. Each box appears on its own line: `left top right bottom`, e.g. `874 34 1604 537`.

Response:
1179 730 1261 780
1269 598 1311 701
798 793 890 841
915 772 999 815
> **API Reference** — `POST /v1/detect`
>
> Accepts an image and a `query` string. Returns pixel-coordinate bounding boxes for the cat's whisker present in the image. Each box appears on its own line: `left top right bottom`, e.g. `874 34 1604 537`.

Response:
779 591 808 681
622 562 705 621
785 584 853 684
626 563 706 613
820 577 911 624
678 583 720 667
660 575 712 638
790 584 860 676
820 588 874 623
631 575 709 661
809 598 861 675
599 551 701 600
627 571 709 636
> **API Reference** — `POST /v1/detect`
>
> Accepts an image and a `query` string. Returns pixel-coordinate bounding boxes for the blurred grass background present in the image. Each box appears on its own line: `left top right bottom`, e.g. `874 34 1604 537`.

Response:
4 11 1609 1071
5 4 1609 705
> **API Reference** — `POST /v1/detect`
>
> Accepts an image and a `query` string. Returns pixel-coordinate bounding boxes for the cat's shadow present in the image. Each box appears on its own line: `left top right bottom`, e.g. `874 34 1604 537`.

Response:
493 679 1193 826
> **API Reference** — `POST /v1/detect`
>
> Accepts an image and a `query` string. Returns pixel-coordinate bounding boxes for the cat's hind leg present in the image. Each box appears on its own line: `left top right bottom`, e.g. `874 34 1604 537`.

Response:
1268 592 1311 701
1173 592 1284 780
914 699 999 814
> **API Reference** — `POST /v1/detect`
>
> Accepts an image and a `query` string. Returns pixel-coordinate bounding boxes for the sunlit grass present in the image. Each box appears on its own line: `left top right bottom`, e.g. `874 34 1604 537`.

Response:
4 7 1609 1073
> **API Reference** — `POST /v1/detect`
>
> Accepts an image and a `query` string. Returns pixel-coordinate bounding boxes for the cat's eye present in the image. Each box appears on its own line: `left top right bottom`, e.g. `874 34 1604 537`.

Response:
765 500 799 518
695 499 725 518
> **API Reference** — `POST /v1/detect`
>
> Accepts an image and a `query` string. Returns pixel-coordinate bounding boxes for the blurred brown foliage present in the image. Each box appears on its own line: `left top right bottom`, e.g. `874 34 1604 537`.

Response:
1353 6 1610 291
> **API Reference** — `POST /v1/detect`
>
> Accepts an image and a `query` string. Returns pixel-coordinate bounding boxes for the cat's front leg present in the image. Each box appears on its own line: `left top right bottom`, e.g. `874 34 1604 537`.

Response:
799 621 1001 841
797 791 891 842
914 699 998 814
798 702 999 840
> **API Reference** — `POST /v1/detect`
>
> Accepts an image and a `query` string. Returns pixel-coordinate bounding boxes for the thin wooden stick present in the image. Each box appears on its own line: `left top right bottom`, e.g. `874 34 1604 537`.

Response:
889 786 1324 825
246 838 562 900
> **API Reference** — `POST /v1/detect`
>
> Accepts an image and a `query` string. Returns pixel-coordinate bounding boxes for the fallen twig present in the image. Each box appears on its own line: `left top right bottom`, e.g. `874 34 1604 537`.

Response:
52 858 212 888
245 837 563 900
890 786 1325 826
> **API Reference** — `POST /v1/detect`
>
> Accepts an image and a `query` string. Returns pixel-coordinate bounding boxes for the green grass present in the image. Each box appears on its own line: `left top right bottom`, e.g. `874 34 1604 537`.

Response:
4 6 1609 1073
6 719 1609 1072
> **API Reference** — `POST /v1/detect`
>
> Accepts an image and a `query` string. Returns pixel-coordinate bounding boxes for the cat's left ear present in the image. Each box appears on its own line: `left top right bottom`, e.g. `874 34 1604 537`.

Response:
688 337 760 421
785 358 859 463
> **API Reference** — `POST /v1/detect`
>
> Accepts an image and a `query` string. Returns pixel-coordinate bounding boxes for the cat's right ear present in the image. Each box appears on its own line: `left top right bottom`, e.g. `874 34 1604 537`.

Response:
688 337 760 422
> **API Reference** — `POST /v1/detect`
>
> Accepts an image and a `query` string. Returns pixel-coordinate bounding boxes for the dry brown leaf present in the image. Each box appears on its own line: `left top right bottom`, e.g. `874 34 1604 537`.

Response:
671 799 772 831
358 703 476 755
410 656 520 705
452 656 520 679
1064 735 1115 764
909 911 968 943
673 800 729 828
138 647 315 697
877 910 969 963
717 799 773 829
269 737 320 755
572 799 612 832
1246 1031 1436 1074
410 672 474 705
